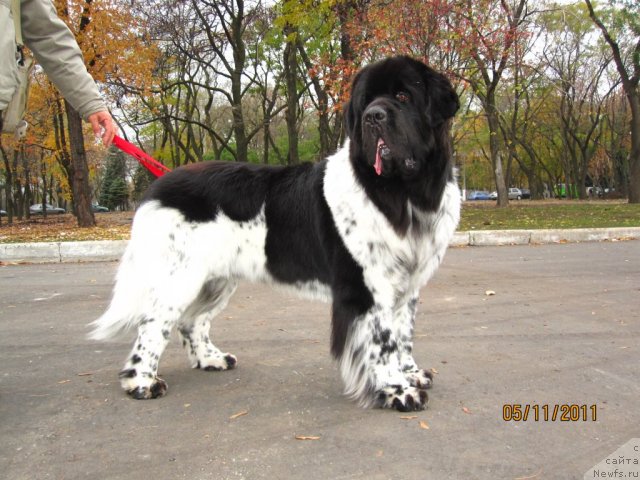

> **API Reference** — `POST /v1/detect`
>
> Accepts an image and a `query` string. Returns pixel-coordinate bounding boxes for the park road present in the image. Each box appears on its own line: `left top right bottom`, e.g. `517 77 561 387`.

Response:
0 241 639 479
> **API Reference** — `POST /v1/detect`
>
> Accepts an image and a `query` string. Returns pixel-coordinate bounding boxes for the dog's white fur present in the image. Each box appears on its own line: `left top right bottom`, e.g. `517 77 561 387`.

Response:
324 143 460 405
90 142 460 406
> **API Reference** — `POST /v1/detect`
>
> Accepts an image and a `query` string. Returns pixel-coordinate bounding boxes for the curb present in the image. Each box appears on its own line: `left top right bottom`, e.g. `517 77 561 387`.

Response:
1 240 128 264
459 227 640 247
1 228 638 264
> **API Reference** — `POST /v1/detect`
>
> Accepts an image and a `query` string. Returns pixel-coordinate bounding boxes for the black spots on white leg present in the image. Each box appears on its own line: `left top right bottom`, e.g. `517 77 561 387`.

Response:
404 368 434 390
375 385 429 412
118 368 137 379
179 322 237 372
178 279 238 372
224 354 237 369
340 305 427 410
126 377 168 400
199 353 237 372
118 365 169 400
119 316 174 399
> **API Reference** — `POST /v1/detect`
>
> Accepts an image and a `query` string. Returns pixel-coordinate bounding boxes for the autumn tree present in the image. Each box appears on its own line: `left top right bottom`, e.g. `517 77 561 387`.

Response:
452 0 530 207
585 0 640 203
126 0 279 165
272 0 359 163
539 3 615 199
49 0 157 225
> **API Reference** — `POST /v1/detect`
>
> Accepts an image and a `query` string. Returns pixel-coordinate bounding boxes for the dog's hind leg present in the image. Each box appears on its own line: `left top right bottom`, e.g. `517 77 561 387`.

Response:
178 278 238 372
117 271 213 399
119 309 177 400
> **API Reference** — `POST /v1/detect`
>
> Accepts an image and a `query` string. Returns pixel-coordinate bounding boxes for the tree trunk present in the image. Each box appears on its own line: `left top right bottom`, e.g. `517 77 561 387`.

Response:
65 100 95 227
283 31 299 165
230 0 248 162
628 91 640 203
297 42 332 159
487 107 508 207
0 142 14 224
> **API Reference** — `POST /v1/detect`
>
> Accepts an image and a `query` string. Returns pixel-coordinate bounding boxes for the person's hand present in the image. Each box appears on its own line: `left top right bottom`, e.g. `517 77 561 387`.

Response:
88 110 116 147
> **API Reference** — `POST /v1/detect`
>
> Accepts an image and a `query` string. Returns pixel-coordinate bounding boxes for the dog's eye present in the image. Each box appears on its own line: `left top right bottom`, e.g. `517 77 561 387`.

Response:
396 92 410 103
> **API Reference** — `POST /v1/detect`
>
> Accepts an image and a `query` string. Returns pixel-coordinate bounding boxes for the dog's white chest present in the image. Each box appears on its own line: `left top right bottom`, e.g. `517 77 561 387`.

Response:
323 144 460 307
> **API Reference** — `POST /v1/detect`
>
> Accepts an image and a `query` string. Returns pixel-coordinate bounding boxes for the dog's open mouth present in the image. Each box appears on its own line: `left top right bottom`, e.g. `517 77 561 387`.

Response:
376 138 390 176
375 137 418 176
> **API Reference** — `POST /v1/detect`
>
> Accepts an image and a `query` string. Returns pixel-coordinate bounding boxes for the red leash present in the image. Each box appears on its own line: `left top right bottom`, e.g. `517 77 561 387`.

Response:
112 135 172 178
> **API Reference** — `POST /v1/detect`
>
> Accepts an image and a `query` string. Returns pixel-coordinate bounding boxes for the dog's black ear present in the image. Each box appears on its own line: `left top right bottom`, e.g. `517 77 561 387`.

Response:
343 68 366 139
425 74 460 128
343 98 356 138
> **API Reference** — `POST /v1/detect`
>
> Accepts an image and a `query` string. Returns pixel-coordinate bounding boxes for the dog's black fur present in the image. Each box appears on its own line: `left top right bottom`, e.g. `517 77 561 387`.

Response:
92 56 460 411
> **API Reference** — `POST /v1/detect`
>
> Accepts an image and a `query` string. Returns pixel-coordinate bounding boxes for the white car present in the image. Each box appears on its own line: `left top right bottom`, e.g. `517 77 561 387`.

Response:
29 204 66 214
508 188 523 200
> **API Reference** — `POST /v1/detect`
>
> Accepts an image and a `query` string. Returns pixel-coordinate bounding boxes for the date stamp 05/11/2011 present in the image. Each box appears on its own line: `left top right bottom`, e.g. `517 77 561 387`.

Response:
502 404 598 422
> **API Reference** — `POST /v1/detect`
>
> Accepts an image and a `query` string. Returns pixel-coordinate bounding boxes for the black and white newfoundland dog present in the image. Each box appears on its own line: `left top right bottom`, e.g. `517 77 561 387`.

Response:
91 56 461 412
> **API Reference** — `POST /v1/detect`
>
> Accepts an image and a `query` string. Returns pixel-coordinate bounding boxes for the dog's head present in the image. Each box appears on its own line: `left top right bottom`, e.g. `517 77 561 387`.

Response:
344 56 459 180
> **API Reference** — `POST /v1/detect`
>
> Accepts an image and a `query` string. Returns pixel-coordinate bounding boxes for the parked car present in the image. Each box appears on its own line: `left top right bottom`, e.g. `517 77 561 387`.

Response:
467 190 491 201
508 188 523 200
520 188 531 199
587 186 603 198
489 191 497 200
92 203 110 212
0 209 7 217
29 204 66 215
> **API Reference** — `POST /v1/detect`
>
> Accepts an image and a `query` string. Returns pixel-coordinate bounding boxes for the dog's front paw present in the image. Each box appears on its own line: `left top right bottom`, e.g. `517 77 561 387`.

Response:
375 385 429 412
197 353 237 371
124 377 168 400
404 368 434 390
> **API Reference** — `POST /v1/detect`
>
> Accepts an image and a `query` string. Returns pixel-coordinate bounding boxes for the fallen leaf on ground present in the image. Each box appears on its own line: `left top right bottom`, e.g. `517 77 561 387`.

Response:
462 407 472 414
419 421 430 430
515 468 544 479
229 410 248 420
485 290 496 296
295 435 321 440
0 212 132 244
57 379 71 384
77 372 94 376
431 368 439 375
399 415 418 420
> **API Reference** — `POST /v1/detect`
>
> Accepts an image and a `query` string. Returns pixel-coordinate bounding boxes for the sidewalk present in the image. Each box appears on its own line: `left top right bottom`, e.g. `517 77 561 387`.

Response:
1 242 638 479
1 227 639 263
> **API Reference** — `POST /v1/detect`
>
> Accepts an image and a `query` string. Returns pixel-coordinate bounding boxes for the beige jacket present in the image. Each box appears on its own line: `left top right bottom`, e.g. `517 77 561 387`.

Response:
0 0 106 120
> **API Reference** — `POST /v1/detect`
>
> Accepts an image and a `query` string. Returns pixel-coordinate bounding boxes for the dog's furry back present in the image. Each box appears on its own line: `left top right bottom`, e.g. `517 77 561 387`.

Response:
89 160 335 341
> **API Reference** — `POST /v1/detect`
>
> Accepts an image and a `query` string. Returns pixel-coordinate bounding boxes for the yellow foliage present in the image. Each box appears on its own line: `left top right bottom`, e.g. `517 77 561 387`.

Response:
5 0 160 203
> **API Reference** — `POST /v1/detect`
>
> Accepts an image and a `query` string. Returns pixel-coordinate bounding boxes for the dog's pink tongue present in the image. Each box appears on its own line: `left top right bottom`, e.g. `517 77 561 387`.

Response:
375 138 384 176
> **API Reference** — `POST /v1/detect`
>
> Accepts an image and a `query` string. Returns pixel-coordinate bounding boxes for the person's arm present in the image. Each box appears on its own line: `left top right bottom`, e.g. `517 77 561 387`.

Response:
20 0 115 145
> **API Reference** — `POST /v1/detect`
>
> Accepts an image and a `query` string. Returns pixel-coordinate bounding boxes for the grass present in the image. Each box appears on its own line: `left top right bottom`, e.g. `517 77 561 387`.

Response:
0 200 639 244
459 200 640 231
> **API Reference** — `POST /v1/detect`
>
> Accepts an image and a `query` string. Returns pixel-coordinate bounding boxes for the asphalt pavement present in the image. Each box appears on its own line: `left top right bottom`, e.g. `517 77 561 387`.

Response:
0 241 639 479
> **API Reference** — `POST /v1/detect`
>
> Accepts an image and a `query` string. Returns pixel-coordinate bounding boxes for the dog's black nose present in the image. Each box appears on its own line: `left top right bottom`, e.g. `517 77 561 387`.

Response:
364 105 387 125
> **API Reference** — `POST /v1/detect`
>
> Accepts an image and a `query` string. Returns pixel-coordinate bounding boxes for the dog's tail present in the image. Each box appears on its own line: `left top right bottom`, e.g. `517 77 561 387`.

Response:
88 204 162 341
88 246 146 341
88 307 136 341
88 200 212 341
